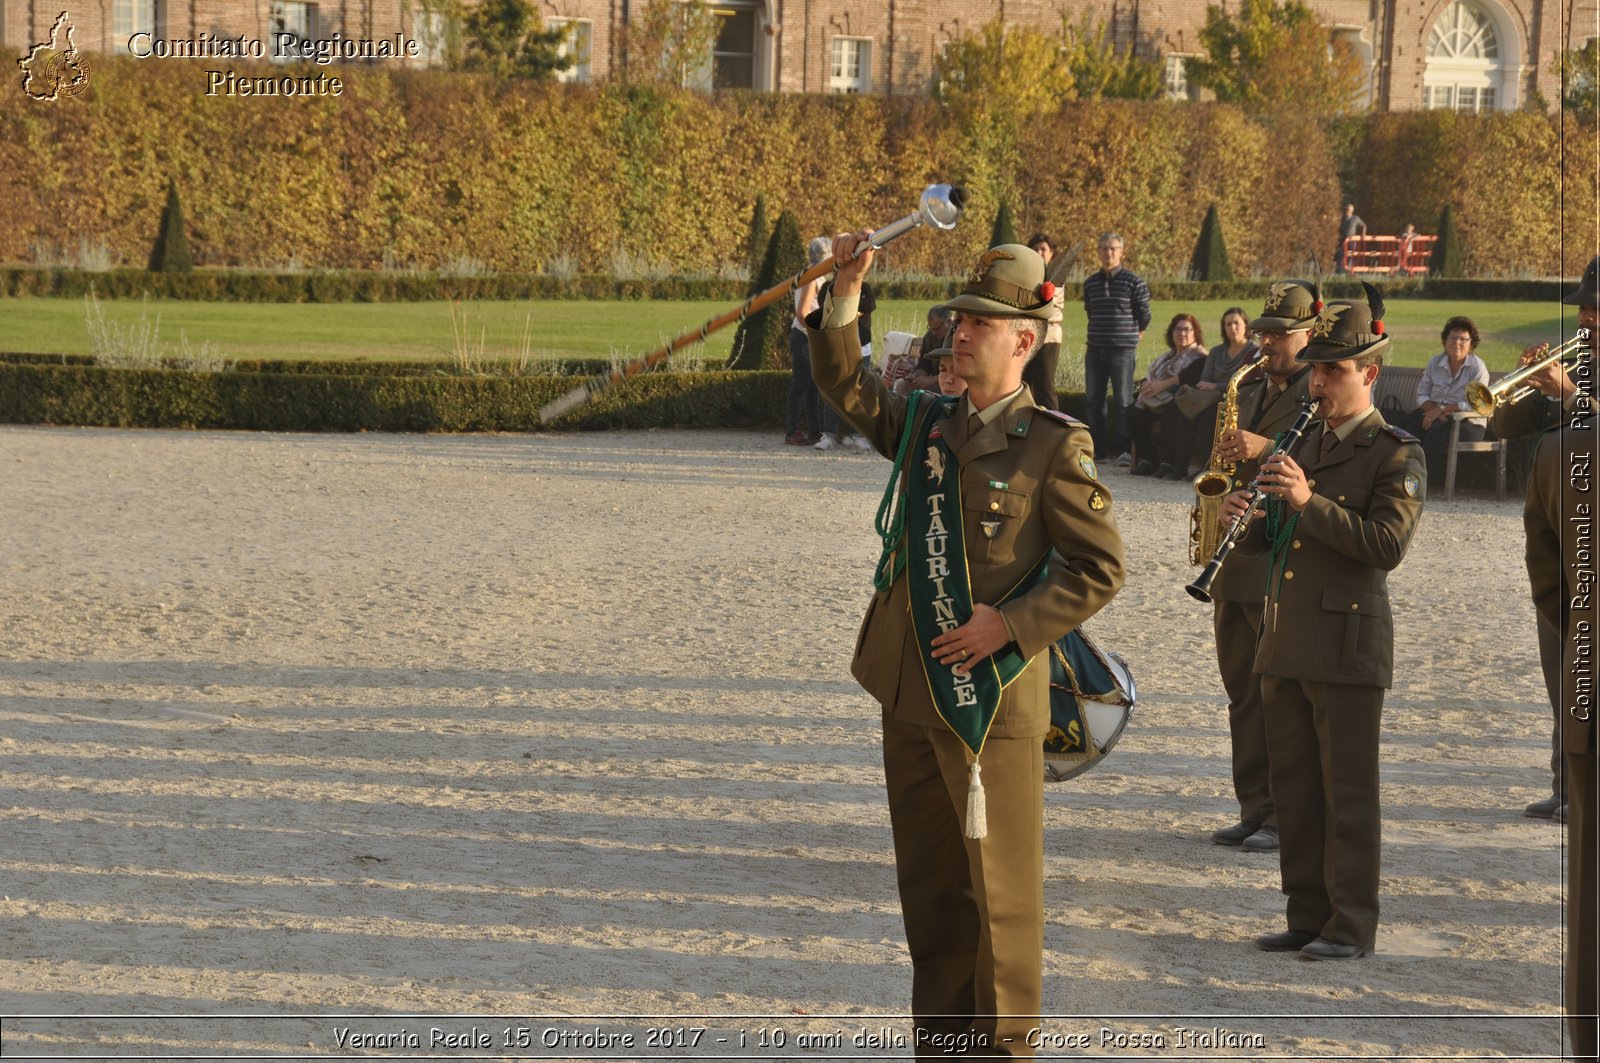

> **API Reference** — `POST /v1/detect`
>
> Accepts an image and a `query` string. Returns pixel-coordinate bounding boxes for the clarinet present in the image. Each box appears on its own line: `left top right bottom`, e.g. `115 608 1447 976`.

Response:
1185 400 1321 604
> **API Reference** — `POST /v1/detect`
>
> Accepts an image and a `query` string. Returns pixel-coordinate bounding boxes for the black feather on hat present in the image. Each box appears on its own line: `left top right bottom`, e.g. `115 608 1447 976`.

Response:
1298 282 1391 363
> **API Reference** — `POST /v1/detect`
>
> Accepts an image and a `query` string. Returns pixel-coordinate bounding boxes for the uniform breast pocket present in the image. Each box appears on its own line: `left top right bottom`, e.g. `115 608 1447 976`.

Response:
963 485 1028 562
1322 588 1388 673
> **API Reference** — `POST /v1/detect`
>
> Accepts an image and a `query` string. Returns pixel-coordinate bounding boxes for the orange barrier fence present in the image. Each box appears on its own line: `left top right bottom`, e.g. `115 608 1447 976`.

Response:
1341 234 1436 276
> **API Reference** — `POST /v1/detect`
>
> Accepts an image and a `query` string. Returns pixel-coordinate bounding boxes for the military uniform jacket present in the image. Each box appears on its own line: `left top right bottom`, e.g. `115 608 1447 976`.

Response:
808 321 1127 739
1211 367 1313 603
1238 409 1425 688
1523 403 1598 753
1491 389 1559 442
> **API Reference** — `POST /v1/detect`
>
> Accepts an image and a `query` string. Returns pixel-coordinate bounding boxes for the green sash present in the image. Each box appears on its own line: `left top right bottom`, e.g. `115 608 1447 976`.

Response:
901 402 1048 757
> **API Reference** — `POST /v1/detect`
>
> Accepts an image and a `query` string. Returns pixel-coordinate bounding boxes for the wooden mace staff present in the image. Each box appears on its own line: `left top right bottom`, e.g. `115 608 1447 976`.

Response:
537 184 968 424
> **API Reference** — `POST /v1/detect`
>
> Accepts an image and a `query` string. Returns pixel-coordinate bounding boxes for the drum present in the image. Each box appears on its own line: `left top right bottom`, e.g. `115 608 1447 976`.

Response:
1042 626 1136 782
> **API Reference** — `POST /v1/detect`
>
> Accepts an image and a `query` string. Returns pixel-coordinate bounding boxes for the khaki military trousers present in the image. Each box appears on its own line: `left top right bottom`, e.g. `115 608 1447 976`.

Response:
1260 676 1383 951
1213 598 1275 828
1540 613 1569 798
1567 740 1598 1060
882 716 1044 1059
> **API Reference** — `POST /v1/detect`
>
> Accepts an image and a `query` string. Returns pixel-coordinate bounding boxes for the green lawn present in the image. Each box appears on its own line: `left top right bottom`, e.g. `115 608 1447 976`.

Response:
2 294 1581 373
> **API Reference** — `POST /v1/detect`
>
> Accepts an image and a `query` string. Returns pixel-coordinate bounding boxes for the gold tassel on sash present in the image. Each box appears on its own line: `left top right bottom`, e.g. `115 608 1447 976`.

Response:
965 761 988 839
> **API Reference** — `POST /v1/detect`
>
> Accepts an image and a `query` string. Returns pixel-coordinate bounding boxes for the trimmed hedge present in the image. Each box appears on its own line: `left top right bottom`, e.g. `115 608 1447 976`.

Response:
4 60 1591 280
1 266 1574 305
0 357 1095 434
0 362 797 432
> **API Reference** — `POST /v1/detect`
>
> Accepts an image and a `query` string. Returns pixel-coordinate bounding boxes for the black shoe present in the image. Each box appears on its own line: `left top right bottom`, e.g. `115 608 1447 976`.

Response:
1211 820 1260 846
1299 937 1369 961
1132 460 1158 476
1255 929 1317 952
1525 794 1564 819
1553 802 1568 823
1154 463 1174 479
1165 466 1192 481
1241 825 1280 852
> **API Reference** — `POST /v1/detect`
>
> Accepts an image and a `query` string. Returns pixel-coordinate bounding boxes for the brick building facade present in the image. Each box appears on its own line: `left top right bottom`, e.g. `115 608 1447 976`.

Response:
5 0 1594 111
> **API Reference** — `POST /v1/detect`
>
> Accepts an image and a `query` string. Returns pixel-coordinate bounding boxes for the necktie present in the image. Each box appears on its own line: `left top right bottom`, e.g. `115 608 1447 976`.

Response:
968 412 983 438
1318 428 1338 463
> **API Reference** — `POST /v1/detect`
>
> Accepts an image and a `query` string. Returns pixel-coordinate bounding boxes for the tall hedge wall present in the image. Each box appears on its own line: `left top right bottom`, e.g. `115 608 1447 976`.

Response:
0 55 1593 278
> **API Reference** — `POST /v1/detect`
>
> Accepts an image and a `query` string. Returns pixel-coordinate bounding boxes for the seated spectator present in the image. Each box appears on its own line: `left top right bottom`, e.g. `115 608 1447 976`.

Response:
1129 314 1208 479
892 355 941 397
1178 306 1261 471
1397 315 1491 484
878 331 920 392
918 305 951 361
933 345 967 398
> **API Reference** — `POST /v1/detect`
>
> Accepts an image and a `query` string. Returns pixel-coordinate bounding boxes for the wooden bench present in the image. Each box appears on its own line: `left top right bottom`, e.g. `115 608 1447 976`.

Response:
1374 364 1508 501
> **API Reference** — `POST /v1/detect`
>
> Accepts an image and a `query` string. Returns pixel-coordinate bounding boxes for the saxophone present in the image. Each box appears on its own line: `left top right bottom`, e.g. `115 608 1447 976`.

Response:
1187 359 1259 565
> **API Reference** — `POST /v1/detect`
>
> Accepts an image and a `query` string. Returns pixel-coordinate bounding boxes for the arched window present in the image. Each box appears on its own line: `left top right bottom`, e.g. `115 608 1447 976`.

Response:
1423 0 1513 111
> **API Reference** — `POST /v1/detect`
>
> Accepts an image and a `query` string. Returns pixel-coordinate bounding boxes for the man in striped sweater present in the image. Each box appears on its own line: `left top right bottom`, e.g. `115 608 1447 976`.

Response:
1081 232 1152 464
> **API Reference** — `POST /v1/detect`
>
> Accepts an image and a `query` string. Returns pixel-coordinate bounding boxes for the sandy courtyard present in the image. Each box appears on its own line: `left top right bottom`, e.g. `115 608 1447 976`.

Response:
0 425 1577 1059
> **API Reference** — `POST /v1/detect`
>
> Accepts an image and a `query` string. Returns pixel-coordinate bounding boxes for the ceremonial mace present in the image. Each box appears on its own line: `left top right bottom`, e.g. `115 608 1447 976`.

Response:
537 184 968 424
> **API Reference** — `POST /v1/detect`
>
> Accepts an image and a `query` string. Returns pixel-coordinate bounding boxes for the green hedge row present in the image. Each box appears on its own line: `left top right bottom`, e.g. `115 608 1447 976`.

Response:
0 362 793 432
1 266 1575 305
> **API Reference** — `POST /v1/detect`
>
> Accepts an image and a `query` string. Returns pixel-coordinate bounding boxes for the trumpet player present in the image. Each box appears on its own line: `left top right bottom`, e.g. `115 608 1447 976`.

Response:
1218 288 1425 961
1204 281 1320 854
1494 259 1598 832
1511 255 1597 1059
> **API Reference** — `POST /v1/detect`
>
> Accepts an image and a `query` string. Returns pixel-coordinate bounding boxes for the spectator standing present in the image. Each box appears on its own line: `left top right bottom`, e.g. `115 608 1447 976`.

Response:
1336 204 1367 274
1397 316 1491 484
1082 232 1151 465
785 237 830 445
816 280 877 450
1021 233 1066 410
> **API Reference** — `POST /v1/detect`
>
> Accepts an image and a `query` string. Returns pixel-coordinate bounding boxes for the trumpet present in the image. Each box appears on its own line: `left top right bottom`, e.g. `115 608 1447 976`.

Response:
1465 327 1592 416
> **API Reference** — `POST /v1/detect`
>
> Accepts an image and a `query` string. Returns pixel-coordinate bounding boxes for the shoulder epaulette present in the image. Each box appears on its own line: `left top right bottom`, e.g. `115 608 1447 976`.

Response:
1037 409 1087 429
1382 425 1420 444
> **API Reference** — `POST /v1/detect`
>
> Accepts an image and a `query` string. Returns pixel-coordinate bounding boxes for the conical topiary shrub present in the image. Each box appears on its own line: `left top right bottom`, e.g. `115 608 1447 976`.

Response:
744 194 770 279
1189 203 1233 281
1429 203 1464 278
728 208 805 371
147 180 193 273
989 202 1018 248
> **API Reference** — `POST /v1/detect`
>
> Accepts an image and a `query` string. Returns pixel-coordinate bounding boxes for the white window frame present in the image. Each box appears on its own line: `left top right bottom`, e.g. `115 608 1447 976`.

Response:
1423 0 1514 111
548 17 592 83
414 9 450 67
1163 54 1195 100
270 0 318 62
829 36 871 94
114 0 158 53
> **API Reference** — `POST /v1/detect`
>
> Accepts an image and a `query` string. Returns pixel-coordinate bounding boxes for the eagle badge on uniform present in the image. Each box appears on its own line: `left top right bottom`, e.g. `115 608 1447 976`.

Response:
1079 453 1098 481
1404 473 1420 497
980 519 1002 539
1089 490 1106 511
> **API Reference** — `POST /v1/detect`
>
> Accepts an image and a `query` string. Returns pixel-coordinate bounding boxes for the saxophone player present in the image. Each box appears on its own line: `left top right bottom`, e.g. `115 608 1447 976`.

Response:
1204 281 1320 853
